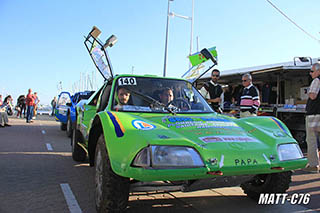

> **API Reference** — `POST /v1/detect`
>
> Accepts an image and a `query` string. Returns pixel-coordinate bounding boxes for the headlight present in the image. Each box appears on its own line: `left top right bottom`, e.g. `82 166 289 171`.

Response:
278 143 304 161
132 146 204 168
132 147 150 167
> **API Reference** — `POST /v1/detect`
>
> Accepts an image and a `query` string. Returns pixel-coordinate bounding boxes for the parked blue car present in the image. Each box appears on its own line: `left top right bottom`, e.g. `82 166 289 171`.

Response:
55 91 95 137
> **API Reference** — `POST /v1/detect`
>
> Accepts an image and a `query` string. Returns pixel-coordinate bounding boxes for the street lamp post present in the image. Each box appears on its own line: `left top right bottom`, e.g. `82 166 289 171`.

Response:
190 0 194 59
163 0 194 77
163 0 173 77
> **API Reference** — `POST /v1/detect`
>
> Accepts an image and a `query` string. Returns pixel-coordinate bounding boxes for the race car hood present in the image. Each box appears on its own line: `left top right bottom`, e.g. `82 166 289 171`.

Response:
104 111 304 176
128 113 297 169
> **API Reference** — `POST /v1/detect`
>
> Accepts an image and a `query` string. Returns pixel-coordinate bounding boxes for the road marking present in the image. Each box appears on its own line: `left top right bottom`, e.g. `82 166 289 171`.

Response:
46 143 53 151
42 130 46 134
0 152 71 156
60 183 82 213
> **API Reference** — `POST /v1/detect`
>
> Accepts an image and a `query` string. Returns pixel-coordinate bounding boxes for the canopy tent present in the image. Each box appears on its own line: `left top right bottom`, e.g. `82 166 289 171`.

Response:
199 57 320 85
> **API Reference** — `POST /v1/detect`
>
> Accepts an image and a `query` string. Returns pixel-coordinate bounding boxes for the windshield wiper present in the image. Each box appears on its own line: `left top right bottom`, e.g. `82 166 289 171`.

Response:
124 88 177 114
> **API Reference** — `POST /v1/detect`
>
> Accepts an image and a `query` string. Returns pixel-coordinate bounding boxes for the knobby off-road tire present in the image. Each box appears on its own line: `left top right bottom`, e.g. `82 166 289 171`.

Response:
95 135 130 213
66 115 72 138
240 171 292 201
71 129 87 162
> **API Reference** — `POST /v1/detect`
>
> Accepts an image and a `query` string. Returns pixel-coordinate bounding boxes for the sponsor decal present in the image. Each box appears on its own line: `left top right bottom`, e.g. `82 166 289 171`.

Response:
163 116 234 123
199 117 230 122
107 112 125 137
58 108 67 116
234 158 258 166
199 135 258 143
161 116 240 129
132 120 156 130
118 77 137 86
122 105 152 112
181 129 243 135
248 128 257 134
167 121 239 129
157 134 170 139
258 193 310 205
167 117 193 123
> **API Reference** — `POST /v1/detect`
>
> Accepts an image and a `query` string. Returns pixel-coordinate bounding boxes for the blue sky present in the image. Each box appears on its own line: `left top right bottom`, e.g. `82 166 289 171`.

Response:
1 0 319 104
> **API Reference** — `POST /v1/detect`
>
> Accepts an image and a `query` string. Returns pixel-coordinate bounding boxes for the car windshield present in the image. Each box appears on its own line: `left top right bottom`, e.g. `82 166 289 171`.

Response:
72 91 95 103
57 93 71 106
78 91 95 102
112 77 214 114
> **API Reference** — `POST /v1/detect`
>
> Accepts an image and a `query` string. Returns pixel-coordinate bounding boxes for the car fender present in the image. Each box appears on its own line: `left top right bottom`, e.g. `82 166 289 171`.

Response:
88 111 153 176
69 105 77 123
235 116 294 145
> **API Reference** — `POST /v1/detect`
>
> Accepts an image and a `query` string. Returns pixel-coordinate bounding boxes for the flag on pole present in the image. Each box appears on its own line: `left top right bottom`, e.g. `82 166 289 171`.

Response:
188 46 217 66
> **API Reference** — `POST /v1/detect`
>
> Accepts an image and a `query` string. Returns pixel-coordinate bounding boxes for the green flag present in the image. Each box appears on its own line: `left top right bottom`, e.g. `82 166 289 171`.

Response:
188 46 217 66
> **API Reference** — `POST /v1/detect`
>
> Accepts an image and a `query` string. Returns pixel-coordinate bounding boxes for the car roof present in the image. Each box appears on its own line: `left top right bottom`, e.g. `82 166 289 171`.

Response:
113 74 185 81
74 90 95 96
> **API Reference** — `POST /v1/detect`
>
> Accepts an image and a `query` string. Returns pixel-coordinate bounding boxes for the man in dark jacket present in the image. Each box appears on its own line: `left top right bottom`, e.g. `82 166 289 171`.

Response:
51 97 57 116
17 95 26 118
203 69 223 113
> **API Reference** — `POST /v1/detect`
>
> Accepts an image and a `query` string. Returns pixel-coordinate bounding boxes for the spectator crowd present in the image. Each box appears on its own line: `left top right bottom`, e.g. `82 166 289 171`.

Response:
0 88 41 126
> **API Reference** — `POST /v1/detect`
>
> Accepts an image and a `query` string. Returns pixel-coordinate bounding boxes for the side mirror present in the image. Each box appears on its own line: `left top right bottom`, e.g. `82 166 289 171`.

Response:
200 48 217 65
103 35 118 49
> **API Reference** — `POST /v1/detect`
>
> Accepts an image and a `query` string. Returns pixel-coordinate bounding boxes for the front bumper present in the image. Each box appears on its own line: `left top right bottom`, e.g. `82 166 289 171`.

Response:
122 158 307 182
130 174 255 192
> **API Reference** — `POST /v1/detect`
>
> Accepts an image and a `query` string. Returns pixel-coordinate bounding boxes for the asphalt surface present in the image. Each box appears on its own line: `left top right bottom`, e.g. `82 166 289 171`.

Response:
0 115 319 213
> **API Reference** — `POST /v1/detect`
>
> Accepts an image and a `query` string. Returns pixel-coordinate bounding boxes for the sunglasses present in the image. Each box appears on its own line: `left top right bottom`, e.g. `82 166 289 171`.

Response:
242 79 248 82
212 75 220 77
310 70 314 73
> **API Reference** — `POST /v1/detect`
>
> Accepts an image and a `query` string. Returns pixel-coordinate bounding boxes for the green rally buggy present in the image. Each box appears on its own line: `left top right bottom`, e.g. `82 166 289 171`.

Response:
71 26 307 212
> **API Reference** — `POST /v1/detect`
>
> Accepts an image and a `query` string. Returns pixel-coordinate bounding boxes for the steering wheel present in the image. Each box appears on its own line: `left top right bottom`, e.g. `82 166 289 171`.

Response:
167 98 191 110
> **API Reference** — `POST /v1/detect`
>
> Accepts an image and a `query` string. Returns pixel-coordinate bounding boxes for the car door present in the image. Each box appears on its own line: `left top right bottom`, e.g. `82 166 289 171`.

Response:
84 27 114 81
79 86 105 138
55 92 72 123
68 93 79 123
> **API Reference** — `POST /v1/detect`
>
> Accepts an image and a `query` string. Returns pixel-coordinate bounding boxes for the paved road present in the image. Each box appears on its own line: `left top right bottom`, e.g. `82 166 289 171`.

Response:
0 115 319 213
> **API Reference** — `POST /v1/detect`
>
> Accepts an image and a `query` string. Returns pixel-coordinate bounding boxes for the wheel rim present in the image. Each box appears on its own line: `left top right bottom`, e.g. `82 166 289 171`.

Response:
95 149 103 208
